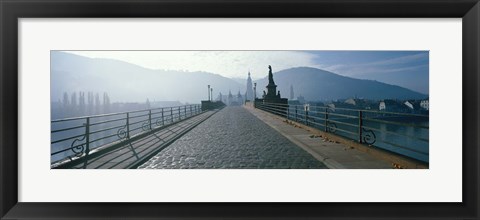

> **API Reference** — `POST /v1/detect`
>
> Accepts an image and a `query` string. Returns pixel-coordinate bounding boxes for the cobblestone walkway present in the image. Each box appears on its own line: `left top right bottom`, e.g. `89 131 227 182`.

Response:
138 106 327 169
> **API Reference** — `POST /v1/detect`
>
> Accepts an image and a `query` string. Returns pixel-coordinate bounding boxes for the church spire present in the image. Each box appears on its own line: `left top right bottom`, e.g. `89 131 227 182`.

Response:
246 70 254 101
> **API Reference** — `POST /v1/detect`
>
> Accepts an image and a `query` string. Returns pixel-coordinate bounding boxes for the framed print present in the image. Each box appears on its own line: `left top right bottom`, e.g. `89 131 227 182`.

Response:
48 49 430 170
1 0 479 219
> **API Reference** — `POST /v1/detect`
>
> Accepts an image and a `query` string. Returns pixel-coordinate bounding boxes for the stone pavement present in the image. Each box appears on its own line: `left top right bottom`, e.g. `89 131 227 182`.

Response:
245 105 393 169
138 106 327 169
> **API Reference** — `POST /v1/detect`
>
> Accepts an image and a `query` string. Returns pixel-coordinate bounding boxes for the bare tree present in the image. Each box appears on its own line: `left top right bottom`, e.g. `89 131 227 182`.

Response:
95 93 101 114
62 92 69 109
79 92 85 115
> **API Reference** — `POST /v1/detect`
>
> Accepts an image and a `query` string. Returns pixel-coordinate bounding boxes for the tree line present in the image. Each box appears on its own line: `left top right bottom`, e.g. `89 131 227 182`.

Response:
52 91 154 119
53 91 111 119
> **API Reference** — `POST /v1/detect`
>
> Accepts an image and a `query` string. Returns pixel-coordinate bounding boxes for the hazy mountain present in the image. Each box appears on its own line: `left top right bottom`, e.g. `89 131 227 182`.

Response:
51 52 244 103
51 52 427 104
254 67 428 101
230 77 248 86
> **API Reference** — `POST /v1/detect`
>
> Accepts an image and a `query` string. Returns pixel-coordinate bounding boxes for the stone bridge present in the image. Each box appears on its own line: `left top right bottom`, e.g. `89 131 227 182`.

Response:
51 102 428 169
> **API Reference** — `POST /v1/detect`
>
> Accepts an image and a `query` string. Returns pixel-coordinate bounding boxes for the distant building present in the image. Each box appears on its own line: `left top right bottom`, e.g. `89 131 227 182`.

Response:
379 101 386 111
219 90 244 106
245 71 254 101
420 99 429 110
218 95 228 104
345 98 356 106
333 98 373 110
236 91 243 105
404 101 414 110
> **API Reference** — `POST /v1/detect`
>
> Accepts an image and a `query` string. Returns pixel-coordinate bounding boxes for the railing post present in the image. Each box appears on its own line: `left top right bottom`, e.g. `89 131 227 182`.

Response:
190 105 192 117
171 107 173 123
85 117 90 154
305 107 309 126
126 112 130 138
148 110 152 130
325 108 328 132
161 108 164 126
358 110 363 143
178 107 181 120
295 105 298 122
287 105 289 119
184 106 187 118
83 117 90 168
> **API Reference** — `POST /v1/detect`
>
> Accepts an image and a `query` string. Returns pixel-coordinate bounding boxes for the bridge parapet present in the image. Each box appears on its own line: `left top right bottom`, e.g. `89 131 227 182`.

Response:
51 104 203 168
201 100 225 111
255 102 429 165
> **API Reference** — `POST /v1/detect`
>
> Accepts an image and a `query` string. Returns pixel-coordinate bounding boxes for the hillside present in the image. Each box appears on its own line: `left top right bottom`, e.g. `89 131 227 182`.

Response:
51 52 243 103
51 52 427 104
254 67 427 101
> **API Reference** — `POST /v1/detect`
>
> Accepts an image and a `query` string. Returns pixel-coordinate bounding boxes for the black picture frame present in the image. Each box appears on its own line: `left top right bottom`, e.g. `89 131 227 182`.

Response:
1 0 479 219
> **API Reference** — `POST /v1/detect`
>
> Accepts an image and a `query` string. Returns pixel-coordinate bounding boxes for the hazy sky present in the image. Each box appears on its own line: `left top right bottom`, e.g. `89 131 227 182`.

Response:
67 51 429 94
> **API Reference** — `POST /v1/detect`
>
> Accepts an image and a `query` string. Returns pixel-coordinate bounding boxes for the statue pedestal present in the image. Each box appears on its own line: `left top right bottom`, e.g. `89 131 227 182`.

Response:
254 65 289 116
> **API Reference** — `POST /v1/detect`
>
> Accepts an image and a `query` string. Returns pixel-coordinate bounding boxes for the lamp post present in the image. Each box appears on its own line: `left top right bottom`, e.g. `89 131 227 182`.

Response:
253 82 257 108
207 85 210 101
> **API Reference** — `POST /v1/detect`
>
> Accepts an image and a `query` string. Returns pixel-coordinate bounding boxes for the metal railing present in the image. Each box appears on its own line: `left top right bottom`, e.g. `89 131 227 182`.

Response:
255 102 429 163
51 104 203 165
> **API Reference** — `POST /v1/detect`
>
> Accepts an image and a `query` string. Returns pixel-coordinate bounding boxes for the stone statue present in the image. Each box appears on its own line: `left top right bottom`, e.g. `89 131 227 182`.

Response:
277 91 281 98
263 90 266 98
268 65 273 84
